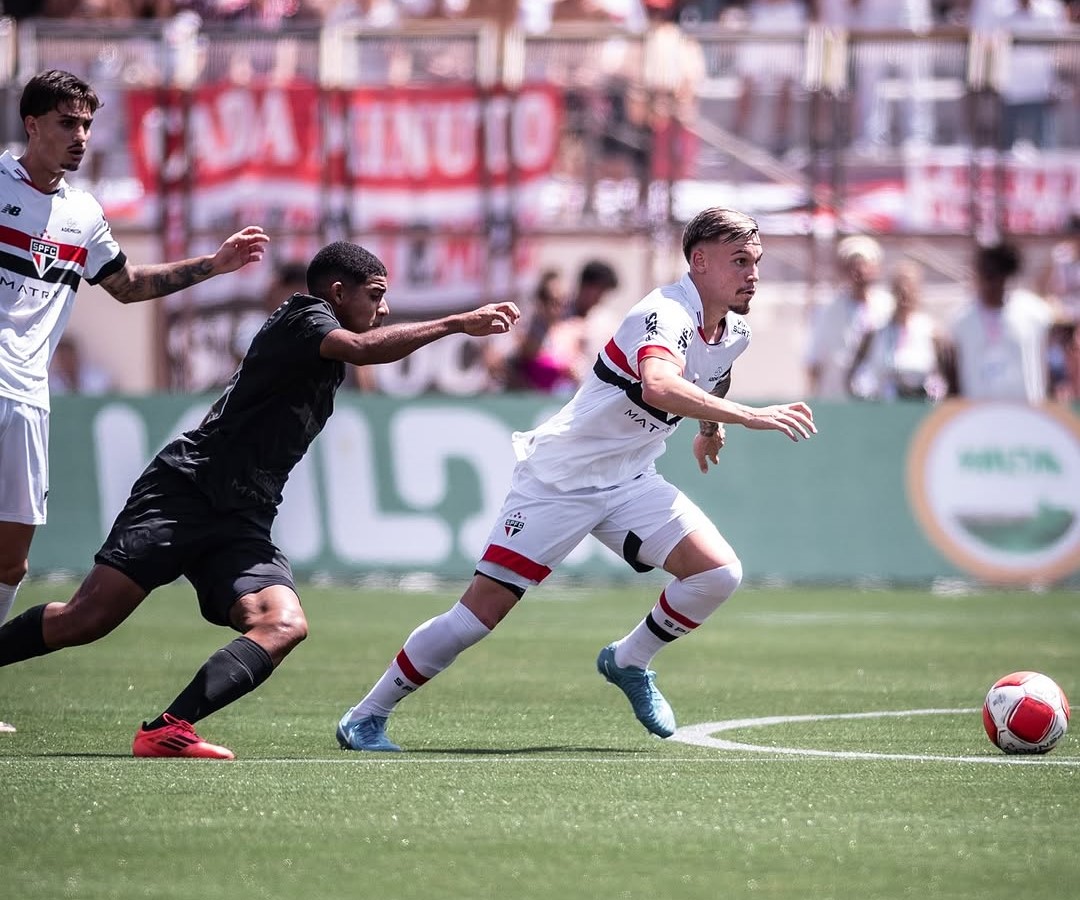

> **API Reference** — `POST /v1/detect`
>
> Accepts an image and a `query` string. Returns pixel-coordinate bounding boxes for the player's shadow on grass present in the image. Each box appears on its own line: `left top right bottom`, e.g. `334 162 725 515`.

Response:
401 745 650 755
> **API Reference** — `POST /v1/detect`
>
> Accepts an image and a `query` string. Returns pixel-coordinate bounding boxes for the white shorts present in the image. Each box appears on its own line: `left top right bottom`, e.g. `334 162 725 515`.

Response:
0 396 49 525
476 464 717 590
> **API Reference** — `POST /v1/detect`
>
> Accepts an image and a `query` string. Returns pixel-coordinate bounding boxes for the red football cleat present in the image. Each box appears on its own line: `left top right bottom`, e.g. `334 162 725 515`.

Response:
132 714 235 760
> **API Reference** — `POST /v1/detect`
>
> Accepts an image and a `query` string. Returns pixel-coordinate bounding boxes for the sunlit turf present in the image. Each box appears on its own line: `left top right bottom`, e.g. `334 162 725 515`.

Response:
2 581 1078 900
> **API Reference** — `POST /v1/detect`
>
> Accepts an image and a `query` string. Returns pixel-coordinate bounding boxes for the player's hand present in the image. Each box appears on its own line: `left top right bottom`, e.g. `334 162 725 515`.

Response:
462 302 521 337
746 401 816 442
693 427 726 473
212 226 270 274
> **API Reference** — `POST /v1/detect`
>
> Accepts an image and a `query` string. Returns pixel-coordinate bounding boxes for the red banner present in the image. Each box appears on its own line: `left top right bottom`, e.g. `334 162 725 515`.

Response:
124 82 562 232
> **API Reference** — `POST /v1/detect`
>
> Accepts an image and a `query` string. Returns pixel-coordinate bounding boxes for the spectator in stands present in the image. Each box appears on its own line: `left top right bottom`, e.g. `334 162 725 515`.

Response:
507 268 583 393
1040 213 1080 325
850 0 935 152
1047 320 1080 401
733 0 808 160
846 260 948 401
552 0 649 28
970 0 1069 152
48 335 114 396
805 235 894 398
644 0 706 180
565 258 623 365
943 241 1053 402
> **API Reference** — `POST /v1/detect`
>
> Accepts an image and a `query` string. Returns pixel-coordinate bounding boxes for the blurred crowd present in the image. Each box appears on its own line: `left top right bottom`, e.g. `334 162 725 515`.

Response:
805 222 1080 404
4 0 1078 31
486 226 1080 406
10 0 1075 404
199 225 1075 405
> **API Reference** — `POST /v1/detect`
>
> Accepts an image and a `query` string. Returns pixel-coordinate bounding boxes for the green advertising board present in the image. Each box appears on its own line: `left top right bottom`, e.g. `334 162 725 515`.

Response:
36 394 1080 587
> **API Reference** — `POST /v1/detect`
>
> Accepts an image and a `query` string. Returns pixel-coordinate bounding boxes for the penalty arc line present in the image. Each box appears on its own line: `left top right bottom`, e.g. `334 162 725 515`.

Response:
669 707 1080 766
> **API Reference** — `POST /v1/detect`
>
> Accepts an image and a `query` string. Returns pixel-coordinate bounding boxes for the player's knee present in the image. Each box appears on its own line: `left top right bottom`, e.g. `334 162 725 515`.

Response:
683 558 743 606
269 606 308 649
711 558 743 598
0 558 29 587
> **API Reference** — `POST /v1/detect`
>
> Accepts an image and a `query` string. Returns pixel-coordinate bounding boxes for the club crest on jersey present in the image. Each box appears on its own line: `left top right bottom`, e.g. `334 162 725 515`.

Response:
30 238 59 278
503 511 526 537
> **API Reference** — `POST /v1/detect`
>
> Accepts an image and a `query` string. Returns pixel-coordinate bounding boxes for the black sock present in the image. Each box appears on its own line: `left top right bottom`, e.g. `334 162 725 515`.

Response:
145 636 275 730
0 605 50 666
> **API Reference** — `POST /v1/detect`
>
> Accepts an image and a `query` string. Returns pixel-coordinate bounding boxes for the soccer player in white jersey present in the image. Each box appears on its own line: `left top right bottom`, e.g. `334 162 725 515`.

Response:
0 70 269 733
337 207 818 751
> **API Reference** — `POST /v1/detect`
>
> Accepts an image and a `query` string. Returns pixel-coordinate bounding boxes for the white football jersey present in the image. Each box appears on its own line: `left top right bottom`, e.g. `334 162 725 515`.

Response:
0 150 124 411
512 273 751 491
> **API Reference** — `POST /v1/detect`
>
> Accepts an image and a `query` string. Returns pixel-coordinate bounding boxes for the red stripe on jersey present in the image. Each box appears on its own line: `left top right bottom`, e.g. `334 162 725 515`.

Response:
658 590 699 630
482 544 552 583
637 345 683 371
0 224 89 265
395 649 430 685
603 338 638 379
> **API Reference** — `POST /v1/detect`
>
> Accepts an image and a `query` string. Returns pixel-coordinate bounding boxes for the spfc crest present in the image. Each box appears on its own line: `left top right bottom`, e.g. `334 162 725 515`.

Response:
503 511 526 537
30 237 59 278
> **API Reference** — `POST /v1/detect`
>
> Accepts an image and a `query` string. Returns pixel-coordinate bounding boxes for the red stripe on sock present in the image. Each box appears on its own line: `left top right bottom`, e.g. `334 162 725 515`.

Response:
481 544 551 583
395 649 429 686
658 590 699 630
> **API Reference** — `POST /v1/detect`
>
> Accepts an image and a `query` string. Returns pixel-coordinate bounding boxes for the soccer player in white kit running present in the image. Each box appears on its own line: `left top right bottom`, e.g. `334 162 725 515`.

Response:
337 207 817 751
0 70 269 734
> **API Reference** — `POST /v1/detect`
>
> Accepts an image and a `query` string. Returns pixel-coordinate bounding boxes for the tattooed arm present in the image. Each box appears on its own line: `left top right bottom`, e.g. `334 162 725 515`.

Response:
694 370 731 473
696 370 732 438
99 226 270 304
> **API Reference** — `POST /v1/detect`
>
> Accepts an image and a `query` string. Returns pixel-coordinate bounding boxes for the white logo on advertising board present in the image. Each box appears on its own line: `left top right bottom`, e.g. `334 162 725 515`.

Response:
907 401 1080 585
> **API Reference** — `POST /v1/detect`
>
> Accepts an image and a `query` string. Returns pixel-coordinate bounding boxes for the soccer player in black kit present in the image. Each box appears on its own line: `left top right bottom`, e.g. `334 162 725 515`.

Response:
0 241 519 759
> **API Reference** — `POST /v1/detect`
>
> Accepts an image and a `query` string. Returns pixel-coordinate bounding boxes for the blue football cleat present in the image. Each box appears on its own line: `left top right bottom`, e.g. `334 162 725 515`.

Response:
336 713 402 752
596 644 676 738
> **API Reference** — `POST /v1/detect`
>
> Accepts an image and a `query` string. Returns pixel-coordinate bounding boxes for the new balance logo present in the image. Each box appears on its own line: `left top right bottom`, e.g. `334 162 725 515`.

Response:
0 204 21 216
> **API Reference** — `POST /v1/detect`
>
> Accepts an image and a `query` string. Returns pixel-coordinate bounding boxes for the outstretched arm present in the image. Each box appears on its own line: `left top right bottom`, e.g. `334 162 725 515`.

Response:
640 355 816 448
321 302 521 367
99 226 270 304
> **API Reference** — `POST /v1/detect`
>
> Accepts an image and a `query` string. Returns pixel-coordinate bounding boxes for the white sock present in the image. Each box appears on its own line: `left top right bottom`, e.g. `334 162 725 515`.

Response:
613 561 743 670
0 582 19 624
346 602 491 721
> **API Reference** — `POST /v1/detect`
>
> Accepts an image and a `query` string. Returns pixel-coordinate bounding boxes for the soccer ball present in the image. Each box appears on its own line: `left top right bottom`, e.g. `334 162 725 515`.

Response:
982 671 1070 754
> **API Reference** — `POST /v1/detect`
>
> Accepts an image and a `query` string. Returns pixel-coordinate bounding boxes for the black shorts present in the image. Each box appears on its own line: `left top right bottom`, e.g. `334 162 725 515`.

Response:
95 459 297 629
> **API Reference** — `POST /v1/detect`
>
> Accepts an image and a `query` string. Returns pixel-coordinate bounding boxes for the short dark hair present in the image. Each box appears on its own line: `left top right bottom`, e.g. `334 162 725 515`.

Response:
20 70 101 121
975 242 1023 281
274 262 309 290
306 242 387 296
681 208 759 262
579 260 618 290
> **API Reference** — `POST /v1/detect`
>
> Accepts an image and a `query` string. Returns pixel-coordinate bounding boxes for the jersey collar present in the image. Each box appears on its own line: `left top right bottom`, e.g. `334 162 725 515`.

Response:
0 149 68 195
678 272 705 326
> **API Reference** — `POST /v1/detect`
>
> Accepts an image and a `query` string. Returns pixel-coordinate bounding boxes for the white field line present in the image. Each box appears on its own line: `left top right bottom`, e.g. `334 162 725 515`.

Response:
670 708 1080 765
2 709 1076 765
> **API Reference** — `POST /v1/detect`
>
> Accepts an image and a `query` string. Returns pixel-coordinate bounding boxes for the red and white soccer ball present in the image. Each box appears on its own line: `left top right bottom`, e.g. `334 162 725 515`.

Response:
982 671 1070 754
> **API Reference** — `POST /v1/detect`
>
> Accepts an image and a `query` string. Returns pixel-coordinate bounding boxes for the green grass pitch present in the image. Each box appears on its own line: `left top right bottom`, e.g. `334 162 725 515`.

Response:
2 580 1079 900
